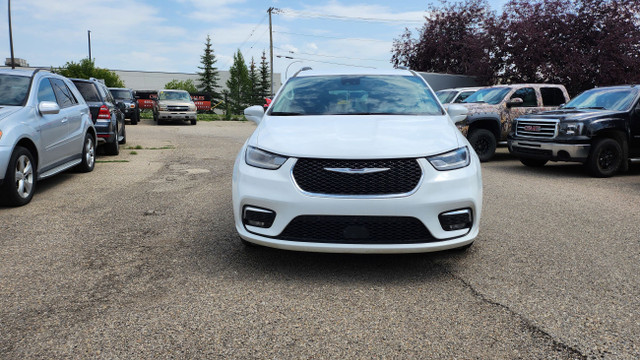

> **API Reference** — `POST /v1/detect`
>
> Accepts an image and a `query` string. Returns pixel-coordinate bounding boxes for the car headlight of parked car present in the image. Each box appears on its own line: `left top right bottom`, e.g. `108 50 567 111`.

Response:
159 104 168 111
559 122 583 136
189 104 197 111
427 147 470 171
245 146 288 169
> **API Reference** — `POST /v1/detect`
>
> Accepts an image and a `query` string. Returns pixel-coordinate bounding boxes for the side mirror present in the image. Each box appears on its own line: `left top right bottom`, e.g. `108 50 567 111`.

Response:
447 104 468 124
506 97 524 108
244 105 265 124
38 101 61 115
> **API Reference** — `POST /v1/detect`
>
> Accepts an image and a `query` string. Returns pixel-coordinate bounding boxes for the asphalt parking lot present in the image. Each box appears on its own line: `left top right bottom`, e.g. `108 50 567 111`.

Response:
1 118 639 359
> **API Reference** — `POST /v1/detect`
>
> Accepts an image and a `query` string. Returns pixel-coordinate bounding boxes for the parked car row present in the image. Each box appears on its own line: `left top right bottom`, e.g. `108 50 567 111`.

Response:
441 83 640 177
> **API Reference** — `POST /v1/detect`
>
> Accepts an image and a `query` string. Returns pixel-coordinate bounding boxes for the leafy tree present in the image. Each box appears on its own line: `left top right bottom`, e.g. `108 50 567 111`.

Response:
198 35 221 102
391 0 494 83
258 50 271 100
248 57 262 106
392 0 640 95
57 58 125 87
226 50 251 114
164 79 198 93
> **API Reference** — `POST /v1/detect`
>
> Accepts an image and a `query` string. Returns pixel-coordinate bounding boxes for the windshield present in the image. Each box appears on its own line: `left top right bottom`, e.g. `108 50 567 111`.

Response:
269 75 443 116
463 87 510 105
436 90 457 104
562 88 638 111
158 90 192 102
0 74 31 106
110 89 132 100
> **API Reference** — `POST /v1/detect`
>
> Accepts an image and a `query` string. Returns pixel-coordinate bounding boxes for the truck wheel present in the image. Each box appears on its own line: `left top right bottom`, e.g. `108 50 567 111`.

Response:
131 111 138 125
191 119 197 125
520 157 548 167
468 129 496 162
0 146 36 206
153 111 158 122
586 138 622 177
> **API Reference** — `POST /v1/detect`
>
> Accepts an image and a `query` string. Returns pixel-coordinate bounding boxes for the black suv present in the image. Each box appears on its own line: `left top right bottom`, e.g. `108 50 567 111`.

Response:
109 87 139 125
72 78 126 155
508 85 640 177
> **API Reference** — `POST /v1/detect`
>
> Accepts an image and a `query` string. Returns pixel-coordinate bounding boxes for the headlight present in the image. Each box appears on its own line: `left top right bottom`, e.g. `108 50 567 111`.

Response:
559 122 583 136
159 105 168 111
245 146 288 169
427 147 470 171
189 104 197 111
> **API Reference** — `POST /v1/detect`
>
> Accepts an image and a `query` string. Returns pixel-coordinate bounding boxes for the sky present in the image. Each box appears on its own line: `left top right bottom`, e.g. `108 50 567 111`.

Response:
1 0 509 81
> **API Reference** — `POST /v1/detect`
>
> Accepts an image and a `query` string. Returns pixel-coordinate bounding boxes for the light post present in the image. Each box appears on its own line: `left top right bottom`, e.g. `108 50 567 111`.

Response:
276 55 302 79
87 30 92 61
8 0 15 69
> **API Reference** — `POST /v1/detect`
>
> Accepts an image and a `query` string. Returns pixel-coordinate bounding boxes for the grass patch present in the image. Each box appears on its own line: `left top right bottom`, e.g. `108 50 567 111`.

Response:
130 151 138 155
96 160 130 163
125 145 174 150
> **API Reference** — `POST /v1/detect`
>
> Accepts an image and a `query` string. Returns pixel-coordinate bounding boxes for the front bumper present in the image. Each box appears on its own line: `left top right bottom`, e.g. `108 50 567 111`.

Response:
157 110 196 120
232 152 483 253
509 138 590 162
0 145 12 182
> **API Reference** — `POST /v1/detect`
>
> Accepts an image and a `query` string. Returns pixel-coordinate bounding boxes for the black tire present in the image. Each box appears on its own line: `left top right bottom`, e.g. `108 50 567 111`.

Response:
157 118 164 125
0 146 36 206
153 111 158 122
520 157 548 167
586 137 622 177
76 133 96 173
130 111 139 125
104 125 120 155
468 129 497 162
119 123 127 145
191 119 197 125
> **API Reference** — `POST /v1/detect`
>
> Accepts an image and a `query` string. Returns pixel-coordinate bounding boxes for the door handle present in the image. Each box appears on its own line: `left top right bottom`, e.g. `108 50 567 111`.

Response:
61 117 69 123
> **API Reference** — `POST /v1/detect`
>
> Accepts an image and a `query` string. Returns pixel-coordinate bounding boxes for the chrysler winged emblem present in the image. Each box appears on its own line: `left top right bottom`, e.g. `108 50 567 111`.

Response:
324 167 390 174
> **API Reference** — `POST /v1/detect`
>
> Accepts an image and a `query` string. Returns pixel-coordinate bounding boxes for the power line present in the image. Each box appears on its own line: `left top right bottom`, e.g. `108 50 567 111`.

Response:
275 54 377 69
274 30 389 43
277 8 425 24
274 47 388 63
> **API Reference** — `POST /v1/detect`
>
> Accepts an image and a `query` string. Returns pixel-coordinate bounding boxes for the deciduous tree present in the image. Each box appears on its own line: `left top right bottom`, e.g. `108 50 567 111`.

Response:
57 58 125 87
164 79 198 93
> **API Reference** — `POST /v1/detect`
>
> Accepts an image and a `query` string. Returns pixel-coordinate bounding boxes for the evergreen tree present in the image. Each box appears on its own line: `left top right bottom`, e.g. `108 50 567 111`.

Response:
226 50 251 114
248 58 261 106
258 50 271 100
198 35 221 103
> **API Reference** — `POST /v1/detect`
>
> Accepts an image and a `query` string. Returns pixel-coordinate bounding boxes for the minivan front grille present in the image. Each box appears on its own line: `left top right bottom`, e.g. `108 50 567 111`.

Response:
515 119 558 139
292 158 422 196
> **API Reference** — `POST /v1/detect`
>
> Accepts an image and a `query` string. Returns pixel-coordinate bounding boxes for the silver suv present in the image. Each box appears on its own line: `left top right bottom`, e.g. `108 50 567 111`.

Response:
0 69 96 206
152 89 197 125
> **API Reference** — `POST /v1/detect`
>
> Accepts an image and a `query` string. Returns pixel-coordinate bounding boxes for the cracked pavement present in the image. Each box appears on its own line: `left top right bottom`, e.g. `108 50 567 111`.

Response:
1 119 638 359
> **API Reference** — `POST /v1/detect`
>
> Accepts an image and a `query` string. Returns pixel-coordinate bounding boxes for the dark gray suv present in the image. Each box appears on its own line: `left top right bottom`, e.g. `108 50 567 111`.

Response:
71 78 125 155
109 87 139 125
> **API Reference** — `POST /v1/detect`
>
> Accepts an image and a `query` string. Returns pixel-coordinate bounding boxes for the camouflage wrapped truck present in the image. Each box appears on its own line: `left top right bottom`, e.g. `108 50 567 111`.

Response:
455 84 569 161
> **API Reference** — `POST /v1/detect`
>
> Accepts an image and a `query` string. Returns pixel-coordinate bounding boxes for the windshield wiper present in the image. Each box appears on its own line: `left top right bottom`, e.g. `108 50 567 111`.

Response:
270 111 304 116
579 106 606 110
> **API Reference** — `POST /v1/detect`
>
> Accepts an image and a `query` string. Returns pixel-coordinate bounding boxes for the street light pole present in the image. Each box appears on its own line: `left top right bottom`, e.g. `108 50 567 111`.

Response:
87 30 92 61
285 60 302 79
8 0 15 69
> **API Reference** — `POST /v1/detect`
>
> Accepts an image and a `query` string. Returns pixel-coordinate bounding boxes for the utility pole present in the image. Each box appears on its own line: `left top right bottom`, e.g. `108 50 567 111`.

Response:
87 30 92 61
268 7 275 97
8 0 15 69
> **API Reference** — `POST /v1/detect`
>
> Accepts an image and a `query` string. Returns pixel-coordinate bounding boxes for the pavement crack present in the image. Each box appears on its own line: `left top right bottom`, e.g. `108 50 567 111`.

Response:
436 262 588 359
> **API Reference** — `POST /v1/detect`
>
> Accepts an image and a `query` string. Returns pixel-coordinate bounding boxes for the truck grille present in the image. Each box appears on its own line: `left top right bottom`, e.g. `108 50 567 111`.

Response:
277 215 436 244
292 158 422 196
167 106 189 112
515 119 558 139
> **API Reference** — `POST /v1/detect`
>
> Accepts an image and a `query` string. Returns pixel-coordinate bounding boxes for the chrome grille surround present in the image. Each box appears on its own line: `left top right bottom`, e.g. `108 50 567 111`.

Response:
515 118 559 139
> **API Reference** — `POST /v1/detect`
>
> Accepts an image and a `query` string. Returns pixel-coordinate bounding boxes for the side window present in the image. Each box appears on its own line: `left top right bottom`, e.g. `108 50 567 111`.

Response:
51 79 78 108
37 79 57 103
98 84 113 103
455 91 475 103
541 87 566 106
510 88 537 107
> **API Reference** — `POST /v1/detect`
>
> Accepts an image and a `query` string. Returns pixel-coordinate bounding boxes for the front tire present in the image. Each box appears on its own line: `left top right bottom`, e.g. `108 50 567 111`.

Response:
76 133 96 173
586 138 622 177
1 146 36 206
191 119 197 125
119 123 127 145
131 110 139 125
468 129 496 162
520 157 548 167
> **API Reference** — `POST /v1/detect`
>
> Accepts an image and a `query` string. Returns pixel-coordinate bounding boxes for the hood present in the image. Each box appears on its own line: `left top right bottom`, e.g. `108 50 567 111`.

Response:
460 102 502 114
518 109 625 122
0 106 22 122
158 100 193 106
251 115 461 159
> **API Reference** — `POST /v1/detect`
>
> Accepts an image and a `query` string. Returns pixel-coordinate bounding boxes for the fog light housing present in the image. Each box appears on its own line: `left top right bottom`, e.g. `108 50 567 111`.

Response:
243 206 276 228
439 209 472 231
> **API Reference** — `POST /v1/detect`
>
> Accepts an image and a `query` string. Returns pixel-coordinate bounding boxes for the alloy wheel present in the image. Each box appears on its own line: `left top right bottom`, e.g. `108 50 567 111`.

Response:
14 154 34 199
